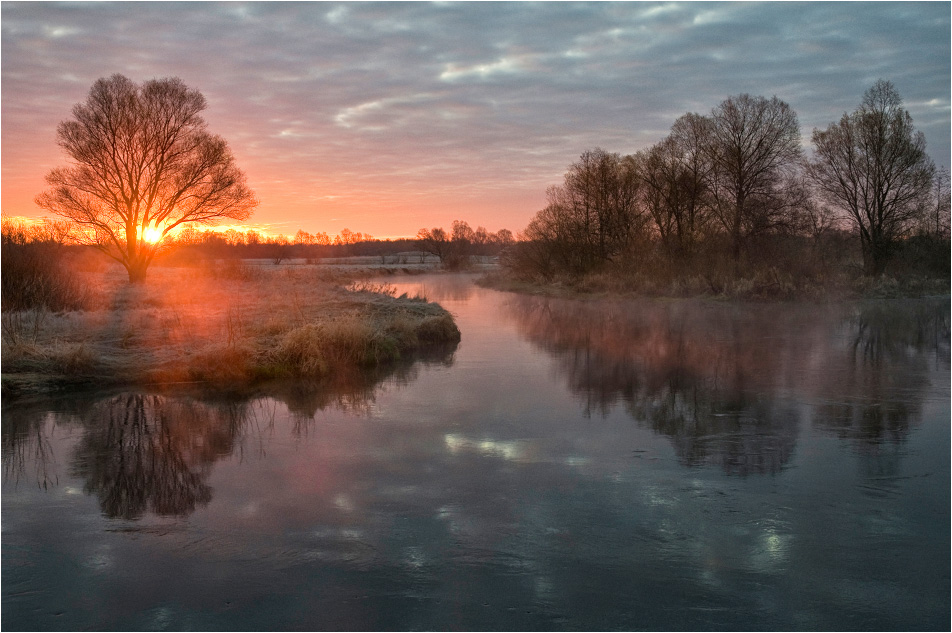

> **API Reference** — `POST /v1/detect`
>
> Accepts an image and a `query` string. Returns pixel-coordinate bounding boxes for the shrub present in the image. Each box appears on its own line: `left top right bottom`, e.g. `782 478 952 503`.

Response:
416 313 462 343
1 241 90 312
888 234 951 278
270 320 402 377
202 258 263 281
1 219 92 312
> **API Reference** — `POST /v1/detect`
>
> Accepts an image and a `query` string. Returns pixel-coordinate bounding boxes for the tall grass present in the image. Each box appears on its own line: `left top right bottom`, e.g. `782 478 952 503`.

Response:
271 321 398 376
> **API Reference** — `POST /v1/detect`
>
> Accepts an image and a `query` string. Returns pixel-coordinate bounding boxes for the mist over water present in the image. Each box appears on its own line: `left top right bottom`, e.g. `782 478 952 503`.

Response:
3 274 949 631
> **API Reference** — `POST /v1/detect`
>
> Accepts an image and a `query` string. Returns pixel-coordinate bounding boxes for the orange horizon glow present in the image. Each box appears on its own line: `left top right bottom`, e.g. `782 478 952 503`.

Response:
0 214 429 244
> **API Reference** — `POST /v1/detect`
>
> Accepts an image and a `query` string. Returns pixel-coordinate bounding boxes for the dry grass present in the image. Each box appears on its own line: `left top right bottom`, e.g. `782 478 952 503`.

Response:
482 263 950 302
1 261 460 397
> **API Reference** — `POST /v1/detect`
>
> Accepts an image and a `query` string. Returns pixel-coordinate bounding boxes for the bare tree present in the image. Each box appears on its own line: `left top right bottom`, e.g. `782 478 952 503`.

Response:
447 220 476 269
640 113 715 257
268 235 292 265
416 227 452 264
492 228 515 248
35 74 257 282
706 94 802 265
807 80 935 275
513 149 651 277
515 202 567 279
923 167 950 238
669 113 715 251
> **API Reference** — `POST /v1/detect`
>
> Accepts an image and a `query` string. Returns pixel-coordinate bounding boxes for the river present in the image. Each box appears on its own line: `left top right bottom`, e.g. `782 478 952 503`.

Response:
3 274 949 630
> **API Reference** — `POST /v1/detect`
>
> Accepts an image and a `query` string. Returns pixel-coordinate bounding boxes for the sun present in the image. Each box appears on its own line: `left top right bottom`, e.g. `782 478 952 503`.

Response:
142 226 163 243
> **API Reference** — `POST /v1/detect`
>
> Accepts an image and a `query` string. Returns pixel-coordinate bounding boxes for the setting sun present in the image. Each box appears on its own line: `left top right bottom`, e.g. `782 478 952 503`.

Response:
142 226 163 243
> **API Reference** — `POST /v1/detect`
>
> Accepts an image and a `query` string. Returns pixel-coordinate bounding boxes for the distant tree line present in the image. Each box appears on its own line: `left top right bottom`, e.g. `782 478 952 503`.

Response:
416 221 515 270
1 216 516 272
165 226 377 264
163 221 514 266
509 81 949 285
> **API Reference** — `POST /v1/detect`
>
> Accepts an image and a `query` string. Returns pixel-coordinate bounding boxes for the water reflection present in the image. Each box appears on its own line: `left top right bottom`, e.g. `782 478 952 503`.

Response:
71 394 237 518
813 300 950 450
2 343 458 519
271 341 458 424
2 280 948 631
2 406 59 490
505 295 949 475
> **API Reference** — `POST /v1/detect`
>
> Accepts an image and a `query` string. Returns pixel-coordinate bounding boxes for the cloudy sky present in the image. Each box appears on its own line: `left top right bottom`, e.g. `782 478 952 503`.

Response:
3 2 949 238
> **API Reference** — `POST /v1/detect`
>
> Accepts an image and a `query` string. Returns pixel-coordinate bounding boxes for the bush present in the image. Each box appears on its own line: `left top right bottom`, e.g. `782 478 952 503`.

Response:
270 320 400 377
415 313 462 343
888 234 951 278
1 242 90 312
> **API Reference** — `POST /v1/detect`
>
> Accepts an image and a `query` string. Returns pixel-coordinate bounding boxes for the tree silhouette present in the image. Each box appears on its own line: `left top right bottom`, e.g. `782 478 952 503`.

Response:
808 80 935 276
36 74 257 283
519 149 646 275
706 94 802 265
639 113 715 258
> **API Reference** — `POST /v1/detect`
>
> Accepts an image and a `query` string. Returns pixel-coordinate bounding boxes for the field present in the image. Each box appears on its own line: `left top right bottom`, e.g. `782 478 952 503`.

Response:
1 258 461 399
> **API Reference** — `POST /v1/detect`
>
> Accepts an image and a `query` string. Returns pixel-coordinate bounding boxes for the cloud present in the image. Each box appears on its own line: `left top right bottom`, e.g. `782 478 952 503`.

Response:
440 55 538 82
2 1 948 237
334 93 440 131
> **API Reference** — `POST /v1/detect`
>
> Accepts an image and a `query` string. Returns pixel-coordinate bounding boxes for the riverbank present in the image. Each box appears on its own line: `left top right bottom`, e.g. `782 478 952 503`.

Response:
479 267 951 302
1 262 460 400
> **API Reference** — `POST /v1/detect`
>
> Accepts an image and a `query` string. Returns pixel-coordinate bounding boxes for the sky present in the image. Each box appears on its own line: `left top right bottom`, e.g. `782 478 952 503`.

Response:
2 1 950 239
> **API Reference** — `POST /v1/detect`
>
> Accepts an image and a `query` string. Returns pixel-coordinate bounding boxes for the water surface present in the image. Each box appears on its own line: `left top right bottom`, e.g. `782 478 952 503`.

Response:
3 275 949 630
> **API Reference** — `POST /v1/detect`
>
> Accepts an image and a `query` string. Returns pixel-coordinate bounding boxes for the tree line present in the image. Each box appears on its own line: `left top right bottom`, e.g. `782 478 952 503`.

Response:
510 81 949 283
416 221 515 269
1 216 514 268
168 220 514 265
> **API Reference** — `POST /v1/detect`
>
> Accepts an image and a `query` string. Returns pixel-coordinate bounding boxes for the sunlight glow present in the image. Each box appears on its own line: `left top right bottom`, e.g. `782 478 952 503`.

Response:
142 226 163 243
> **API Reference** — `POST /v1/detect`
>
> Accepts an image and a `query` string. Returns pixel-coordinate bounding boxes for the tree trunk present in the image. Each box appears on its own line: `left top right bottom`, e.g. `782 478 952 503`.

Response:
731 200 743 274
126 259 148 283
862 238 889 276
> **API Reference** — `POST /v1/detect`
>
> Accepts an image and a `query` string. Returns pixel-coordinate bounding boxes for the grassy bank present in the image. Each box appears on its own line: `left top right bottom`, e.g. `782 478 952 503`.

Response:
480 266 950 302
1 261 460 399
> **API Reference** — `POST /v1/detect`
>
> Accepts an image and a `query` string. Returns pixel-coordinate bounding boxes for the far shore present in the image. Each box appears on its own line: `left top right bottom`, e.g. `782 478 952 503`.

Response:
478 267 951 302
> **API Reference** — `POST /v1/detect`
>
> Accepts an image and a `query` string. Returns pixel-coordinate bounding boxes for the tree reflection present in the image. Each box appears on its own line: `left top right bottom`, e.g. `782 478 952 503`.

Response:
812 300 950 453
3 340 458 519
70 394 244 519
505 295 949 476
2 407 58 490
506 295 804 475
